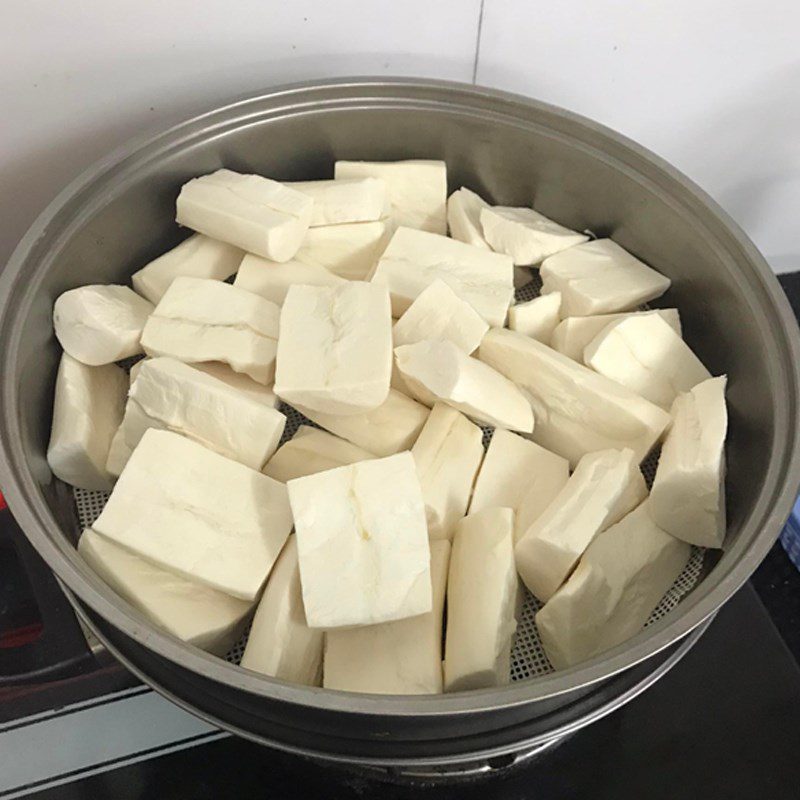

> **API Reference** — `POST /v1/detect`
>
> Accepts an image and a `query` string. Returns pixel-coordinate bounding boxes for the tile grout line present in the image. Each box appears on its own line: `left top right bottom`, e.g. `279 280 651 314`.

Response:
471 0 486 84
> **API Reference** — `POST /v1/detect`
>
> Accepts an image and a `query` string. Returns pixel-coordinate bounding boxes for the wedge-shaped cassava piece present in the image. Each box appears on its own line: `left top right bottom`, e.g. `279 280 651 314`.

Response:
291 220 391 280
650 376 728 548
515 448 647 602
371 227 514 327
240 536 323 685
536 502 690 669
289 177 387 226
480 206 588 266
189 361 278 407
444 507 518 691
507 292 562 344
130 358 278 407
479 328 670 465
94 429 292 601
551 309 681 362
296 389 429 458
53 285 154 366
263 426 374 483
79 529 251 655
132 234 243 304
447 187 490 249
288 451 431 629
323 539 451 694
392 279 489 355
140 277 280 385
108 357 285 475
584 313 711 410
233 253 345 305
47 354 127 491
540 239 671 316
411 404 485 540
335 160 446 234
470 429 569 543
176 169 312 262
395 339 534 432
275 282 392 415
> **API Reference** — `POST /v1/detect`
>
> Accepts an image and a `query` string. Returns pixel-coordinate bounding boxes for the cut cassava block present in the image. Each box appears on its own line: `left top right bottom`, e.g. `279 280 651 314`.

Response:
515 448 647 602
444 507 518 692
536 501 690 669
274 282 392 415
240 536 324 685
94 429 292 601
288 451 431 629
140 277 280 385
323 539 451 694
371 227 514 327
176 169 312 262
79 529 251 656
649 376 728 548
132 234 243 304
53 285 154 366
47 354 127 491
479 328 670 465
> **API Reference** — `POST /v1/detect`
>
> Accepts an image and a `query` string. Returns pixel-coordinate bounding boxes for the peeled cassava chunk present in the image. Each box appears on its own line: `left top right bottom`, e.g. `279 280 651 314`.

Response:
649 376 728 548
480 206 588 266
323 539 450 694
240 536 324 685
507 292 562 344
132 234 243 304
288 452 431 629
470 429 569 543
540 239 671 316
94 429 292 601
140 277 280 385
47 354 127 491
411 403 484 540
447 187 491 249
536 501 690 669
583 313 711 410
233 253 345 306
395 339 534 432
392 279 489 355
288 177 387 226
444 507 518 691
515 448 647 602
371 227 514 327
53 285 154 366
108 357 286 475
334 159 446 234
79 528 251 655
551 309 681 362
274 282 392 415
479 328 670 465
263 426 374 483
295 389 429 458
176 169 312 262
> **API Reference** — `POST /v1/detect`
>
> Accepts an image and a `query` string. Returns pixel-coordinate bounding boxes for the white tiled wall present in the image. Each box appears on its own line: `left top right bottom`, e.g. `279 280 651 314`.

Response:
2 0 797 272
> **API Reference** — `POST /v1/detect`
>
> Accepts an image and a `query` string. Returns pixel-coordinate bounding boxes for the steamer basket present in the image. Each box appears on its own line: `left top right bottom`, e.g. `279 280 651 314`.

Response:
1 79 799 766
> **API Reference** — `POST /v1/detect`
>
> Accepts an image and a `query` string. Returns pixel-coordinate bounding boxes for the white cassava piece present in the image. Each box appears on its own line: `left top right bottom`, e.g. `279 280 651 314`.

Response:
288 452 432 629
275 282 392 415
53 285 154 366
140 277 280 384
176 169 313 262
94 429 292 601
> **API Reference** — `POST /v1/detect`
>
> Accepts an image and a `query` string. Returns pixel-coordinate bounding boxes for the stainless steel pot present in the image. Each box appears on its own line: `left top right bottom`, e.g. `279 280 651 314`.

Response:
1 78 799 766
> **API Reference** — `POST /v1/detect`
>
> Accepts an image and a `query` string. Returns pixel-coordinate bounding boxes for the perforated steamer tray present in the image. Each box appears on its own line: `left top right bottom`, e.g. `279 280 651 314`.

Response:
70 274 706 682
